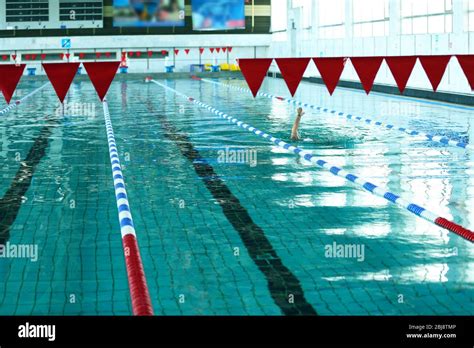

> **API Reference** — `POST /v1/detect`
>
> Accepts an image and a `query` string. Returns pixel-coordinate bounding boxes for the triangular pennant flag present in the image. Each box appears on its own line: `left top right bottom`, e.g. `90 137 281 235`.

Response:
418 55 451 92
0 64 26 104
59 53 64 60
228 47 233 53
82 61 120 101
210 48 215 53
456 55 474 90
350 57 384 94
96 52 101 58
216 47 221 53
65 53 70 59
41 54 46 60
161 50 168 55
385 56 417 94
185 49 190 55
174 49 179 55
147 51 153 57
25 54 30 60
1 55 8 61
136 51 141 57
42 63 80 103
275 58 311 96
238 58 273 97
312 57 347 95
105 52 111 58
31 54 37 60
223 47 227 53
128 52 134 57
12 54 17 60
199 48 204 54
79 53 85 59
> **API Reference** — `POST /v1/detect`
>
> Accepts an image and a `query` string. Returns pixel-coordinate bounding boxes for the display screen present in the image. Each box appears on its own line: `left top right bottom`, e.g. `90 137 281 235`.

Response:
113 0 185 27
192 0 245 31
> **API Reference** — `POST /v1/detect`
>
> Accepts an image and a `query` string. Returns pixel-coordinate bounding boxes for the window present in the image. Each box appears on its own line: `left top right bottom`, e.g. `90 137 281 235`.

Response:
59 1 103 22
469 0 474 31
401 0 453 35
5 0 49 23
353 0 389 37
292 0 312 29
318 0 345 38
271 0 288 32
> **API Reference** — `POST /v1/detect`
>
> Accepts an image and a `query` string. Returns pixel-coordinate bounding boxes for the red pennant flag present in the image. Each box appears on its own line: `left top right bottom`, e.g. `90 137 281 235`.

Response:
79 53 85 59
228 47 233 53
12 54 17 60
275 58 311 96
83 61 120 101
350 57 384 94
31 54 37 60
1 55 7 61
210 48 215 53
312 57 347 95
136 51 142 57
59 53 65 60
128 52 134 57
65 53 70 59
385 56 417 94
185 49 190 55
147 51 153 57
174 49 179 55
238 58 273 97
0 64 26 104
42 63 80 103
161 50 168 55
418 55 451 92
105 52 111 58
24 54 30 60
456 55 474 90
199 48 204 55
40 54 47 60
216 48 221 53
96 52 101 58
222 47 227 53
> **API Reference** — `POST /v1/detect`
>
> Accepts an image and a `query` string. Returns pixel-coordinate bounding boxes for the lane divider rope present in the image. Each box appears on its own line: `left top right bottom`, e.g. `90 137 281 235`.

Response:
102 100 154 315
0 83 49 116
199 77 472 151
150 78 474 243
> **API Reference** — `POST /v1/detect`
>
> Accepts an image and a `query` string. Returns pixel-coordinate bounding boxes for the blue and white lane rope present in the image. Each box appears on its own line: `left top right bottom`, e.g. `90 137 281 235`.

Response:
0 82 49 116
102 100 154 315
150 79 474 243
199 78 472 151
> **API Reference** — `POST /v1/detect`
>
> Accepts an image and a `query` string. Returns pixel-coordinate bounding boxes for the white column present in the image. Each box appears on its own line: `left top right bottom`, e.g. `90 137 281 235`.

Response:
388 0 401 55
49 0 60 28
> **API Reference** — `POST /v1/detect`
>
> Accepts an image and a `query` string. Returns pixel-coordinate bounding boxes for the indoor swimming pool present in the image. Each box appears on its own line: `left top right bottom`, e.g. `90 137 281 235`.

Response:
0 76 473 315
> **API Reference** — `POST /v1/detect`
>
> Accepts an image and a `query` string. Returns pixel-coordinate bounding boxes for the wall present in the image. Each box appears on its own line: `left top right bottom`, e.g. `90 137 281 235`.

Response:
0 34 271 74
268 0 474 95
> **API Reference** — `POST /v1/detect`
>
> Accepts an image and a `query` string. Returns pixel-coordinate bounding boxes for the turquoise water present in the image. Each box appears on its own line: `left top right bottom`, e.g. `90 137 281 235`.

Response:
0 76 473 315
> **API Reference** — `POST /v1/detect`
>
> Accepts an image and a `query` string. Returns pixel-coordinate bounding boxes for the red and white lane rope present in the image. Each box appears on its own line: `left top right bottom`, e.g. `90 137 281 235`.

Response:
102 100 154 315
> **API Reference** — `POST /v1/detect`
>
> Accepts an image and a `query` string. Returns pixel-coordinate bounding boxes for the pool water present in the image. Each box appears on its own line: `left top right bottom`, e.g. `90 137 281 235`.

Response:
0 76 473 315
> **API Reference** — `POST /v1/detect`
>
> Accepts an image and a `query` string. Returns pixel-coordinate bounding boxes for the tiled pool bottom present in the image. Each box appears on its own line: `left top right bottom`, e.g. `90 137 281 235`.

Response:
0 77 472 315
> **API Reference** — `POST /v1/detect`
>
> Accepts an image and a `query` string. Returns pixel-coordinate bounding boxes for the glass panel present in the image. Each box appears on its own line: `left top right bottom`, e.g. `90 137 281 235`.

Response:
412 0 428 16
319 0 345 26
428 14 444 33
402 18 412 34
271 0 287 31
427 0 445 15
413 16 428 34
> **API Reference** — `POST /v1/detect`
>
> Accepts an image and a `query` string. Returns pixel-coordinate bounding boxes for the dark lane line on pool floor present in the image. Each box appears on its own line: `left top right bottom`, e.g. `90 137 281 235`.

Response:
142 98 317 315
0 117 59 244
